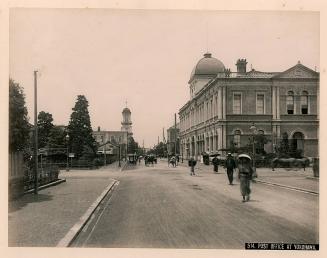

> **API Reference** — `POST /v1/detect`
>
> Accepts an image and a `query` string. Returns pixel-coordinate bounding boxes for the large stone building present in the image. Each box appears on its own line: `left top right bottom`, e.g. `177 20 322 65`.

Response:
167 124 180 155
93 105 133 155
179 52 319 160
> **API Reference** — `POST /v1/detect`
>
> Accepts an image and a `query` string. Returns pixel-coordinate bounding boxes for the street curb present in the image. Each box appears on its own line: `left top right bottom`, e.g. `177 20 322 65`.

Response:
24 179 66 194
306 176 319 180
120 162 127 172
56 179 118 247
256 179 318 195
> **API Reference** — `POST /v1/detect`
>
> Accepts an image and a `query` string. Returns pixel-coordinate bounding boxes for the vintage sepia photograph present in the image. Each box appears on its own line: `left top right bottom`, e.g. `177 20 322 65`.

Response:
7 6 319 253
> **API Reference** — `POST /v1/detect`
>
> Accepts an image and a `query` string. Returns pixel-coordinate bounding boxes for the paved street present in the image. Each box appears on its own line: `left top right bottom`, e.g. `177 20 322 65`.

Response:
72 160 318 249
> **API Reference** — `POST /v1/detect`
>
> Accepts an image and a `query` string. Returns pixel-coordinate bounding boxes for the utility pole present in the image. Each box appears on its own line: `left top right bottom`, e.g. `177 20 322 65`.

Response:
142 139 144 155
174 113 177 155
34 71 38 194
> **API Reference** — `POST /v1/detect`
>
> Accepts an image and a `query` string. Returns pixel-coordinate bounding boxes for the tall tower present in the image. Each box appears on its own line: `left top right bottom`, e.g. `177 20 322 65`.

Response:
121 105 133 136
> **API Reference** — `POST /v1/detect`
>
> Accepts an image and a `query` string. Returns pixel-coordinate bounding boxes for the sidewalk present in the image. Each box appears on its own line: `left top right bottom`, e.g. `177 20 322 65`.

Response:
172 159 318 193
8 167 118 247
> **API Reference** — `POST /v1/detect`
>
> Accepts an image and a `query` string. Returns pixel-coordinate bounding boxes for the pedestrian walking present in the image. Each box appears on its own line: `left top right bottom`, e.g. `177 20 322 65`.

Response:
225 153 236 184
237 154 254 202
188 157 197 176
169 156 176 167
212 155 219 173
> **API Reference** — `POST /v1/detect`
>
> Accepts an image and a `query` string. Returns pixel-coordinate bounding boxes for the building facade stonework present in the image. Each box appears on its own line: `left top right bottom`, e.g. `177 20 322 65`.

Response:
179 53 319 160
93 106 133 155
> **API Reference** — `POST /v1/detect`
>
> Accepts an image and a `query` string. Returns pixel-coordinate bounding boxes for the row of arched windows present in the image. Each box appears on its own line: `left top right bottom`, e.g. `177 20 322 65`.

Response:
287 90 309 115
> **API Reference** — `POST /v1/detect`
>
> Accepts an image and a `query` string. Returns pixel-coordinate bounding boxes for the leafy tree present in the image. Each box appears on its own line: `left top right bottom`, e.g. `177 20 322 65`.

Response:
37 111 54 148
67 95 97 158
48 126 66 148
128 136 139 154
254 134 268 154
153 142 167 157
9 79 30 152
278 132 290 157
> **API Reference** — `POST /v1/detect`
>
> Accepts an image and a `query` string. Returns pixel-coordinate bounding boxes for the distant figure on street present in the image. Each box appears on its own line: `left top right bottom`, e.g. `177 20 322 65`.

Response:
225 153 236 185
212 155 219 173
237 154 254 202
169 156 177 167
188 157 197 176
176 155 179 166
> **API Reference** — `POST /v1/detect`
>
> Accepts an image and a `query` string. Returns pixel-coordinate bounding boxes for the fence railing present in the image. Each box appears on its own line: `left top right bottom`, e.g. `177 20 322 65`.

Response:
24 165 60 191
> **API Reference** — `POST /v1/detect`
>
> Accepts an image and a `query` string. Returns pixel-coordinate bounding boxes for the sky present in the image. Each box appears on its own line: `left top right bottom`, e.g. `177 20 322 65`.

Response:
9 9 319 148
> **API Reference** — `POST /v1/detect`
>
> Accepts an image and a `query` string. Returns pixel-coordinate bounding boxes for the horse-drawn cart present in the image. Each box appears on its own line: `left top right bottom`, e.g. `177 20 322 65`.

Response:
127 154 138 165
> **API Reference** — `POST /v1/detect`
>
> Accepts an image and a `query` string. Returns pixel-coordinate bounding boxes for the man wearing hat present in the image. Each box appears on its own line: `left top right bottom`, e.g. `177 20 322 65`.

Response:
225 153 236 185
212 155 219 173
237 154 254 202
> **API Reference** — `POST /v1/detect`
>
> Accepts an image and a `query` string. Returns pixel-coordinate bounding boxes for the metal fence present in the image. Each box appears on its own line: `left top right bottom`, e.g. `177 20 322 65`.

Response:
24 165 60 191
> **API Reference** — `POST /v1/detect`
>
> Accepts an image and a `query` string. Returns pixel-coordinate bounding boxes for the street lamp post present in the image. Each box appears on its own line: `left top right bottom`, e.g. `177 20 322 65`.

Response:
118 144 121 167
250 123 257 178
65 134 69 171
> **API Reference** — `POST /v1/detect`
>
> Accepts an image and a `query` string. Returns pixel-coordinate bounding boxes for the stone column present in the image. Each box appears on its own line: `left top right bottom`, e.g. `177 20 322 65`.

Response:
214 133 217 151
222 86 226 119
218 127 222 152
272 86 276 119
277 87 280 119
222 125 226 149
204 133 208 152
218 87 222 119
194 137 198 160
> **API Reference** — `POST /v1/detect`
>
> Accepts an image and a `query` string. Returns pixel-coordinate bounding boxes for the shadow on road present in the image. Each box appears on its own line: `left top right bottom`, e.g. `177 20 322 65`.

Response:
9 193 54 212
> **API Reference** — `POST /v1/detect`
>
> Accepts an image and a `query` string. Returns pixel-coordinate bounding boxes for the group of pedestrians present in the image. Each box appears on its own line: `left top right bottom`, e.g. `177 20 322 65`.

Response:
168 155 179 167
188 153 254 203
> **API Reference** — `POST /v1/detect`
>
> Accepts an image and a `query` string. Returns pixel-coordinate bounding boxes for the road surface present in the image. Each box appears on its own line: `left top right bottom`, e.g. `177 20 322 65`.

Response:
72 160 318 249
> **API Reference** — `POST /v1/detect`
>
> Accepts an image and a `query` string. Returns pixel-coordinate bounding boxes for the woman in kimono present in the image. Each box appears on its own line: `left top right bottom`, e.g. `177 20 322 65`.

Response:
237 154 254 202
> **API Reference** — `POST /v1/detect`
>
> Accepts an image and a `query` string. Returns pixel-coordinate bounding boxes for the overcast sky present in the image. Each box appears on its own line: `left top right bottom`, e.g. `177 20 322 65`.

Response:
9 9 319 148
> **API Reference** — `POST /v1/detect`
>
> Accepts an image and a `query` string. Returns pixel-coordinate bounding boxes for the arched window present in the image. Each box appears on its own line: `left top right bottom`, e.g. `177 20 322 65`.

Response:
286 91 294 114
301 91 309 114
234 130 241 148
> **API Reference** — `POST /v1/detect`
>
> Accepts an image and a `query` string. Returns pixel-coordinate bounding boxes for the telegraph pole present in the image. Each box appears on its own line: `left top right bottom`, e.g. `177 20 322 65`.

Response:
174 113 177 155
34 71 38 194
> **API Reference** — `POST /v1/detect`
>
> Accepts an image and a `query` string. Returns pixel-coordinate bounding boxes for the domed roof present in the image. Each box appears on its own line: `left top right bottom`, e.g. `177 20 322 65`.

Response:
122 107 131 113
190 52 225 81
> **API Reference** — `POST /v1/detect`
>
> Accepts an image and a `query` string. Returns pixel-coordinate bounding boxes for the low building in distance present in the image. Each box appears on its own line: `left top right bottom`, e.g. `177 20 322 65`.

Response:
93 105 133 156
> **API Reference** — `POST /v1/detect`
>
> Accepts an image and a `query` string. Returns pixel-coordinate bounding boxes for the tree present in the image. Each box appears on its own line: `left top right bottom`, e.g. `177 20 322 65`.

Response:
153 142 166 157
48 126 66 148
128 136 139 154
67 95 97 158
254 134 268 154
278 132 290 157
9 79 30 152
37 111 54 148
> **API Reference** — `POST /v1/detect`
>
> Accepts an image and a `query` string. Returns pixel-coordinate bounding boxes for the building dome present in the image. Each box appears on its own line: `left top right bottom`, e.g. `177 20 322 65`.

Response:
122 107 131 114
190 52 225 81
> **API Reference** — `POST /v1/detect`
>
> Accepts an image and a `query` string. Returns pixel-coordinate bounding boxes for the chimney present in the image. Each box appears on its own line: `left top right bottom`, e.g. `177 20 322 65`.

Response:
97 126 101 132
236 59 247 74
